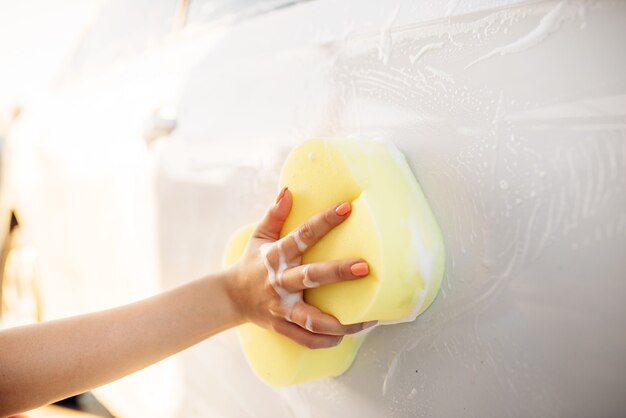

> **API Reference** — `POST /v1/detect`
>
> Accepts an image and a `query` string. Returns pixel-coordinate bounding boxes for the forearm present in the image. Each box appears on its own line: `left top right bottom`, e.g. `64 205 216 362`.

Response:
0 270 242 416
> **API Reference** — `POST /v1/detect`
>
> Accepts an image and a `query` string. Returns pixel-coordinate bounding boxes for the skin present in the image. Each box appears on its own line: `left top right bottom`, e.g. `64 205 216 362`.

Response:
0 189 374 416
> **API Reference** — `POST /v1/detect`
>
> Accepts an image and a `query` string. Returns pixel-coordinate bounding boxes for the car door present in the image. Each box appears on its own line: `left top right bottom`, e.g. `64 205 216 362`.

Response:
156 0 626 417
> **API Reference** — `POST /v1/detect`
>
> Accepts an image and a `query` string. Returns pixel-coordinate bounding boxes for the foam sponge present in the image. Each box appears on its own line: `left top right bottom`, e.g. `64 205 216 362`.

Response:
223 139 444 386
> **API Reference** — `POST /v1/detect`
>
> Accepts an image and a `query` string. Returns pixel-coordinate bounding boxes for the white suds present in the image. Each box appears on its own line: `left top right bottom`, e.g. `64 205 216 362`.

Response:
260 243 278 288
465 1 568 69
292 230 308 253
305 314 314 331
260 242 301 317
302 264 320 288
285 307 294 322
276 240 287 286
377 7 399 65
382 355 399 397
409 42 444 64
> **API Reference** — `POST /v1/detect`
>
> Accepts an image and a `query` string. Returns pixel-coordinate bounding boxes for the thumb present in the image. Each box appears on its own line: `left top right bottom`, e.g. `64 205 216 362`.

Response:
253 187 292 241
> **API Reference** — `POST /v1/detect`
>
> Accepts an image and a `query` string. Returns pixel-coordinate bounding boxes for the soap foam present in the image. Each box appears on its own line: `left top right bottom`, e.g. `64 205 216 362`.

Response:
465 0 568 69
260 242 302 320
409 42 444 64
302 264 320 288
292 230 309 252
276 240 287 286
305 314 313 332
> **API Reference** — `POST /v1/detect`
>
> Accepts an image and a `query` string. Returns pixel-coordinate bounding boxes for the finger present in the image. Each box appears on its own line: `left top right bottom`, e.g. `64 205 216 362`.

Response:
272 318 342 349
252 188 292 241
280 259 369 292
279 201 352 258
289 301 376 336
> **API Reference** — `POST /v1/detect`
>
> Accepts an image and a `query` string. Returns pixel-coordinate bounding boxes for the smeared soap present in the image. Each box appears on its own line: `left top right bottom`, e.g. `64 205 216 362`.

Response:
223 138 444 386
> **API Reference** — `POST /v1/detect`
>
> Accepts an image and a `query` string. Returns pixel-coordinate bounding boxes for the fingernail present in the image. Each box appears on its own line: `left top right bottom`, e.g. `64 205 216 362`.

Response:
335 202 351 216
275 187 288 204
363 321 378 329
332 337 343 347
350 262 369 277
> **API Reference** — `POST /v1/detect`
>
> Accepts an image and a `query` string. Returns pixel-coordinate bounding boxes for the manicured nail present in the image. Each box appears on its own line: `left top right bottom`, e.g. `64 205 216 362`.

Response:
350 262 369 276
276 187 288 204
335 202 351 216
363 321 378 329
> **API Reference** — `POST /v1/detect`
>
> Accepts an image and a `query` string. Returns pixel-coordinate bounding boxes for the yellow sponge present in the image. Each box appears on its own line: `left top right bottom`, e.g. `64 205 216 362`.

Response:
223 139 444 386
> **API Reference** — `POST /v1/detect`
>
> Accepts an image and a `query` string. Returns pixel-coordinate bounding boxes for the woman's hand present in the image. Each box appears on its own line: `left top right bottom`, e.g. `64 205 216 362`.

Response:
226 187 376 349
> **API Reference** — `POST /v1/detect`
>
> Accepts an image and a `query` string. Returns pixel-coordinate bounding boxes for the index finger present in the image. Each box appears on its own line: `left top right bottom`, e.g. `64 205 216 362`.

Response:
283 201 352 256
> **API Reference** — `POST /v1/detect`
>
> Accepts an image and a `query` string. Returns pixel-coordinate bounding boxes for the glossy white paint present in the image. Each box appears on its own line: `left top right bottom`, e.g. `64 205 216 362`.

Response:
155 1 626 416
3 0 625 416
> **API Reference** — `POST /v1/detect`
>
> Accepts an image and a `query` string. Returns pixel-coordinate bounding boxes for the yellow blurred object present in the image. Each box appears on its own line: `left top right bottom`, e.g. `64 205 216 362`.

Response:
223 139 444 386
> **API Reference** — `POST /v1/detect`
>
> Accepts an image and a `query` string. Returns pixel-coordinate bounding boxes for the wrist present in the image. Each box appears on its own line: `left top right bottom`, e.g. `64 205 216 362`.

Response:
216 266 246 327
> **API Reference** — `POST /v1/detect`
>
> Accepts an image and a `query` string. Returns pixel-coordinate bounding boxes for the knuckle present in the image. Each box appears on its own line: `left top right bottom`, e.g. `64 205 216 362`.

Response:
304 264 316 281
322 209 336 226
298 223 316 243
255 213 276 240
291 302 306 320
302 264 319 288
258 245 276 265
334 263 347 280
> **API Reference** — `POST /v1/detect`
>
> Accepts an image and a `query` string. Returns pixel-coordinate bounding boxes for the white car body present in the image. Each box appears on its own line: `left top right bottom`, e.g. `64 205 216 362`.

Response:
2 0 625 416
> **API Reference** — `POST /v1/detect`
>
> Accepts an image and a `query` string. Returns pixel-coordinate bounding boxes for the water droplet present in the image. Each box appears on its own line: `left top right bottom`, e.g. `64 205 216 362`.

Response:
499 180 509 190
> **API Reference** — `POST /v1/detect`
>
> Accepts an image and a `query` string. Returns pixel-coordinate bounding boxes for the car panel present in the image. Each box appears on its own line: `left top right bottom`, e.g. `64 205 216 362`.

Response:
157 0 626 416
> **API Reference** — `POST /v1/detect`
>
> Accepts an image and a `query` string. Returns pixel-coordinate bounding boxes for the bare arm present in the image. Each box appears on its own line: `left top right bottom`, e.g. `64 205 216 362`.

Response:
0 189 374 416
0 271 239 414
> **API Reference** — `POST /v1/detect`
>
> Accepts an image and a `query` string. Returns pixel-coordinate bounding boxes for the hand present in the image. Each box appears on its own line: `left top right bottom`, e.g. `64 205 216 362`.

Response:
226 187 377 349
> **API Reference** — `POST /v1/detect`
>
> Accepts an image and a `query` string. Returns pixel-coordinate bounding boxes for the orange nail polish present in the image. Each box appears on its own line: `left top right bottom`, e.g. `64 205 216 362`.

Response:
350 262 369 276
276 187 288 203
335 202 351 216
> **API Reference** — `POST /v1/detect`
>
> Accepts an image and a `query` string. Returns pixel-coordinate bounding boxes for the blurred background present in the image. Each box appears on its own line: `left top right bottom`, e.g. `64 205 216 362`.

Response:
0 0 99 120
1 2 108 416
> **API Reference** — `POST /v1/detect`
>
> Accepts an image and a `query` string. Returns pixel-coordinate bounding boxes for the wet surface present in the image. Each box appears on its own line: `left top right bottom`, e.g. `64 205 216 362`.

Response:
155 1 626 416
